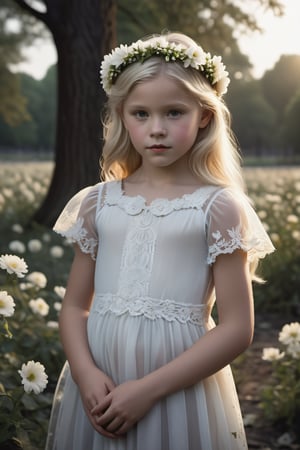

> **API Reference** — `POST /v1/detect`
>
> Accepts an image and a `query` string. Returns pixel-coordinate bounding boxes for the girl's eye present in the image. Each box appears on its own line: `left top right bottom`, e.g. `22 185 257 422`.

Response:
134 110 148 119
168 110 182 118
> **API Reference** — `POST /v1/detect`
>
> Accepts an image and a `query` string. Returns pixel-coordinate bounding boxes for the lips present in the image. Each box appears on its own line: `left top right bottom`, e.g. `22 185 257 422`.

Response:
147 144 170 153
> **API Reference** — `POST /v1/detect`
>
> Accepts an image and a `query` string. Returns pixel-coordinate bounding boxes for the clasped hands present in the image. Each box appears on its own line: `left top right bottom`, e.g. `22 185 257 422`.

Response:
81 371 156 439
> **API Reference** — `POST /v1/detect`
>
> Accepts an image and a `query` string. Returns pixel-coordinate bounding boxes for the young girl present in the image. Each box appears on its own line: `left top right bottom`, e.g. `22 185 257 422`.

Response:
46 32 274 450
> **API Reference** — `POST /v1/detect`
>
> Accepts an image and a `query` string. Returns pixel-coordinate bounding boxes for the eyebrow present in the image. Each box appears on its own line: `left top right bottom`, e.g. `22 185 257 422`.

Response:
125 101 191 108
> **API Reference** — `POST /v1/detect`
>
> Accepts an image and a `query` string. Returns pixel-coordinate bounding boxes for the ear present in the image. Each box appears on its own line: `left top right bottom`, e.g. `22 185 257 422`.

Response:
199 109 212 129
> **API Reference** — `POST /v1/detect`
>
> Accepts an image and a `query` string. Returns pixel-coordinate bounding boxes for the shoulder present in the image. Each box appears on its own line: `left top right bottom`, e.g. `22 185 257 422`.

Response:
205 187 251 220
53 182 105 233
73 181 111 211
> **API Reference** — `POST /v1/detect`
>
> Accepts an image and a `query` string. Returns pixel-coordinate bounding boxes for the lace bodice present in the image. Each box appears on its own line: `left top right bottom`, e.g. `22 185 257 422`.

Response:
53 180 274 324
106 182 218 217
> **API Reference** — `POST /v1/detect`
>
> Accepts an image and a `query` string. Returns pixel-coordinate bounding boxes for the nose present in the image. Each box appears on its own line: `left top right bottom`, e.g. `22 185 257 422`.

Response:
150 117 167 137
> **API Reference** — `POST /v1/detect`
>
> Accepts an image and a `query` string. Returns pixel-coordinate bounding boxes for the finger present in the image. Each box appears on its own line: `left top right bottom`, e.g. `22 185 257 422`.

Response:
96 406 121 428
85 395 101 413
115 421 133 436
90 404 100 415
89 413 118 439
91 394 112 415
95 424 119 439
88 403 99 415
103 417 124 433
106 379 116 391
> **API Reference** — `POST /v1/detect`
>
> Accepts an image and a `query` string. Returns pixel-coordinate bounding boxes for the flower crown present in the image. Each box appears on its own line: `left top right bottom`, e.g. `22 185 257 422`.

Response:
100 36 230 96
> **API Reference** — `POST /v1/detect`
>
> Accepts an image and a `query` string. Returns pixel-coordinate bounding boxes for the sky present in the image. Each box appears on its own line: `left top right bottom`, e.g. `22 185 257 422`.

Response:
238 0 300 78
15 0 300 80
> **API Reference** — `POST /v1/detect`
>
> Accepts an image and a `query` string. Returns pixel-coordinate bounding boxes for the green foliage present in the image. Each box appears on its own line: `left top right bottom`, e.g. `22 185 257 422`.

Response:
0 267 66 449
282 89 300 155
0 162 72 449
0 66 56 150
0 273 63 449
261 55 300 121
18 67 57 150
0 68 31 127
244 168 300 314
0 0 48 126
227 79 276 153
261 359 300 427
0 0 41 66
260 324 300 438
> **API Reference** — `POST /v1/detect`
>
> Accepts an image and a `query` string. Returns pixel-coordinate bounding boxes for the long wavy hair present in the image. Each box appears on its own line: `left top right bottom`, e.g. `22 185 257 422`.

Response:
100 32 261 280
101 32 244 189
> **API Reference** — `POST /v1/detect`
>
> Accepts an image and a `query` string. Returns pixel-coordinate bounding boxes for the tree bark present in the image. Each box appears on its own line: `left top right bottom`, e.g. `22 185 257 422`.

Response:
25 0 116 227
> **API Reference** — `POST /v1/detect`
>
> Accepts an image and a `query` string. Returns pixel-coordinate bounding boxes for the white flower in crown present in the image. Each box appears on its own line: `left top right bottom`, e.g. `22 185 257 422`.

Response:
100 37 230 96
135 39 150 51
155 37 169 47
184 45 207 69
216 75 230 96
100 54 116 92
211 55 229 82
111 44 130 67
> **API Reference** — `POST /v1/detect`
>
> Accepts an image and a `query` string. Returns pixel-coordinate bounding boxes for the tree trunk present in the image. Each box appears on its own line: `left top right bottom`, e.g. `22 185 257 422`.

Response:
31 0 116 227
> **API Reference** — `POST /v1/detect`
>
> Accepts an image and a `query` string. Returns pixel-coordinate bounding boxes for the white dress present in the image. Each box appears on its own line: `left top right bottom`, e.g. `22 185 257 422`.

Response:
46 180 274 450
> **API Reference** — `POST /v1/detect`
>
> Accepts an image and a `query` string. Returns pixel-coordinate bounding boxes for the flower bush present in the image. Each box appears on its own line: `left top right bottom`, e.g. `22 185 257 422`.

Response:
0 252 63 449
244 167 300 315
260 322 300 439
0 163 72 449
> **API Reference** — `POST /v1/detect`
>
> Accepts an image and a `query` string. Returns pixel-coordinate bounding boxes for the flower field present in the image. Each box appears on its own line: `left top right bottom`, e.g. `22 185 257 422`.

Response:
0 162 299 449
243 166 300 314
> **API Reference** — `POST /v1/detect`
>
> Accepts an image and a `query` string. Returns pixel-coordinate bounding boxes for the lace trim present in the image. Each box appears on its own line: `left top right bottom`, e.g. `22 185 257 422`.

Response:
117 215 156 297
106 181 218 216
91 293 210 325
54 217 98 260
207 225 273 264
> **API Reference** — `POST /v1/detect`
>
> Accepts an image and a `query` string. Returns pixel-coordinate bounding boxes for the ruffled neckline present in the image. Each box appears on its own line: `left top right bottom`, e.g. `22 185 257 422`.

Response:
105 180 219 217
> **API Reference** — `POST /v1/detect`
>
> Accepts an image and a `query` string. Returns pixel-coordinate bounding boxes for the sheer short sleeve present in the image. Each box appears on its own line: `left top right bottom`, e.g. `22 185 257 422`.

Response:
53 183 104 260
205 188 275 265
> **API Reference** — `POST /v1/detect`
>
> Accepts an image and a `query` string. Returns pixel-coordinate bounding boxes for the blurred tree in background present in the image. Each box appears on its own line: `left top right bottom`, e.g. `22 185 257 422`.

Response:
260 55 300 157
0 0 293 226
283 89 300 154
4 0 116 227
226 79 277 156
0 0 44 126
0 66 56 149
261 55 300 122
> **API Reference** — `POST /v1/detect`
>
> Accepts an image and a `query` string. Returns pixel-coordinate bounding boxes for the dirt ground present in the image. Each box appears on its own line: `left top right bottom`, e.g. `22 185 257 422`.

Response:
235 314 300 450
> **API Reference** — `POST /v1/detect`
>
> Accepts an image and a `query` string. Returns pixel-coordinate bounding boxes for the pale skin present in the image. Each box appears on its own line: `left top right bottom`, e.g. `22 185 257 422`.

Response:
59 73 254 439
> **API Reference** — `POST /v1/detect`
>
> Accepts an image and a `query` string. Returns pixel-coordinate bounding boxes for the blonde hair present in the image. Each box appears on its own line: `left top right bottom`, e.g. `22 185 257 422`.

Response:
100 32 260 280
101 33 244 188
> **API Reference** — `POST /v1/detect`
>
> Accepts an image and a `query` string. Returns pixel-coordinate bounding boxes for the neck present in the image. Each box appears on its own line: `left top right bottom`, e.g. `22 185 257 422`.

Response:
132 162 199 187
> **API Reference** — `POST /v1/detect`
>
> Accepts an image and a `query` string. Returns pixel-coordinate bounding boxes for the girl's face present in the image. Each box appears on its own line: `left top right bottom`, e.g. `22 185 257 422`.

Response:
122 74 211 173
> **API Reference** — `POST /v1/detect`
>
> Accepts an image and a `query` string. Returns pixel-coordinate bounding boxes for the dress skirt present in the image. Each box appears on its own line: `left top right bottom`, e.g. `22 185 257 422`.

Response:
45 309 248 450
